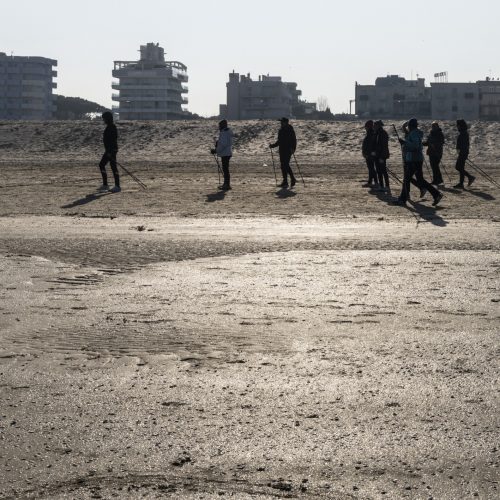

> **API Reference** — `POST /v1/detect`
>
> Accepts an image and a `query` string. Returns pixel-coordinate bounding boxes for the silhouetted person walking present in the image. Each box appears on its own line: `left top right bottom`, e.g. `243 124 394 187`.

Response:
395 118 443 206
211 119 234 191
373 120 390 192
454 119 475 189
98 111 120 192
362 120 377 187
270 117 297 188
423 121 445 185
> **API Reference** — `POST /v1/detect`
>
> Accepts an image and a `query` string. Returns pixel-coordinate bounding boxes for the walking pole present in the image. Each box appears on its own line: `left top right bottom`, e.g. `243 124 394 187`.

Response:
465 158 500 188
293 153 306 186
423 156 432 179
392 124 409 199
269 147 278 186
386 166 403 185
115 161 147 190
440 160 452 184
212 153 222 186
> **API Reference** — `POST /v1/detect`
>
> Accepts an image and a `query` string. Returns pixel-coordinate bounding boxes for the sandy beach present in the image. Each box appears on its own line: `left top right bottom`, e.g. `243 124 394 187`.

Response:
0 120 499 499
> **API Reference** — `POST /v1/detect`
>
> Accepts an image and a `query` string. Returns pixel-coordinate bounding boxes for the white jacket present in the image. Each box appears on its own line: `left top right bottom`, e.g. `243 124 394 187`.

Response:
216 128 233 157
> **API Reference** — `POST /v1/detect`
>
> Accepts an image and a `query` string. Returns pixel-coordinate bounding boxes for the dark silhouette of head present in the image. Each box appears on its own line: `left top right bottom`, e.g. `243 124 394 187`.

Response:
457 119 468 132
431 121 440 130
364 120 374 131
374 120 384 130
102 111 114 125
219 119 228 131
280 117 289 127
408 118 418 130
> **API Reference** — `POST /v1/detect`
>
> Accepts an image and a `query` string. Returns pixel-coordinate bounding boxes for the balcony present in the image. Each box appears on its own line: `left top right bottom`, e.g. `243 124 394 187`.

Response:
181 85 188 93
182 97 188 104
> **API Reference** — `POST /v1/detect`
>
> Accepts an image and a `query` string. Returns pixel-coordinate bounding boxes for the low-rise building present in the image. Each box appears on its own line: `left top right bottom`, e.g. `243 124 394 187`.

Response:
355 75 431 119
0 52 57 120
112 43 188 120
431 82 479 121
478 78 500 121
221 72 314 120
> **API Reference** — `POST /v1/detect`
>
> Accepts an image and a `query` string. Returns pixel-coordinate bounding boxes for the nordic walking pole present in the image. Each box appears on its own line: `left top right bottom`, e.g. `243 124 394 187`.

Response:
386 166 403 185
212 153 222 186
392 124 409 199
465 158 500 188
440 160 452 184
116 161 147 190
269 147 278 186
423 156 432 178
293 153 306 186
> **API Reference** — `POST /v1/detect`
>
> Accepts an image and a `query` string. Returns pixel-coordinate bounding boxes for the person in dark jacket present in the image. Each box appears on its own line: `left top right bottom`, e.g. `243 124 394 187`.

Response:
423 122 445 185
373 120 390 191
362 120 377 187
394 118 443 206
454 119 475 189
270 117 297 188
98 111 120 192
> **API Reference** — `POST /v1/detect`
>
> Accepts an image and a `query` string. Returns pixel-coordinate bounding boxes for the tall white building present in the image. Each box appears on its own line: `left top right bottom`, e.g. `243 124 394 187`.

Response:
0 52 57 120
112 43 188 120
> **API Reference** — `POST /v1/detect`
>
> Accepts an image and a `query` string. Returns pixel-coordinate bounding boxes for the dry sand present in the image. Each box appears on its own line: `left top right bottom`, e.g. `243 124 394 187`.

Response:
0 120 499 499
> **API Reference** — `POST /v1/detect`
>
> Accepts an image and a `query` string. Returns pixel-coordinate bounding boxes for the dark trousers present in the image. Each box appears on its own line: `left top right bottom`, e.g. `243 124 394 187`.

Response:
365 157 377 184
455 155 472 185
375 158 390 188
280 152 296 183
221 156 231 186
99 151 119 186
429 155 444 184
399 161 440 203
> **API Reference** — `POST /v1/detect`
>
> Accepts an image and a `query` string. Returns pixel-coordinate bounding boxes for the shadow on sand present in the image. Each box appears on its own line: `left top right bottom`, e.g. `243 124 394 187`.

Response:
61 192 111 209
370 187 448 227
206 191 226 203
275 188 297 199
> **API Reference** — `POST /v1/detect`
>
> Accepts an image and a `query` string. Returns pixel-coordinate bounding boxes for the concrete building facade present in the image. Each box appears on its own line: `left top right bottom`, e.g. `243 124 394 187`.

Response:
112 43 188 120
0 52 57 120
355 75 431 119
356 75 500 121
221 72 314 120
477 78 500 121
431 82 479 121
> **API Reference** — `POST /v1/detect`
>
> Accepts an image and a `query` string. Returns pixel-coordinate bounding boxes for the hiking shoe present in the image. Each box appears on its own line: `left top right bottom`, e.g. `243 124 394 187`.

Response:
468 175 476 187
221 184 231 191
361 183 372 188
110 185 121 193
432 192 443 206
453 183 464 189
290 177 297 187
98 184 109 192
279 181 288 188
420 188 427 198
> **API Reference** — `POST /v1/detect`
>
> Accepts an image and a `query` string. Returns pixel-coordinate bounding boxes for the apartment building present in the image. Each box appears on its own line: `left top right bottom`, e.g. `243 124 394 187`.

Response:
112 43 188 120
0 52 57 120
221 72 313 120
355 75 432 119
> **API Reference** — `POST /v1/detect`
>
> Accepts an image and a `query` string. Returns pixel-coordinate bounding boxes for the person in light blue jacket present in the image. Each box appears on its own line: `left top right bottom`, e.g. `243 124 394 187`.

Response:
395 118 443 206
211 120 234 191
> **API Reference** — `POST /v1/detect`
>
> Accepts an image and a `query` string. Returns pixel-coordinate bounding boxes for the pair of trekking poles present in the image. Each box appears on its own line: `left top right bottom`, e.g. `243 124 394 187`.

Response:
211 147 306 188
443 144 500 189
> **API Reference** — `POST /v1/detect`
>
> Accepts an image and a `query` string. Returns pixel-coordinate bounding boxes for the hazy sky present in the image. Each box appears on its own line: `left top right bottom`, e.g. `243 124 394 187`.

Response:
3 0 499 116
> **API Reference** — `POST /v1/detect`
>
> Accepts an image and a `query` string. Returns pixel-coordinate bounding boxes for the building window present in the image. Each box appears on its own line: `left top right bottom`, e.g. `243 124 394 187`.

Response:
464 92 474 99
359 95 369 101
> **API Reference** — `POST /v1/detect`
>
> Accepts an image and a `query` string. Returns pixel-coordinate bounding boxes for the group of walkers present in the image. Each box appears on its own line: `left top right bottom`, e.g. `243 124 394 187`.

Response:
362 117 476 207
97 111 479 204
